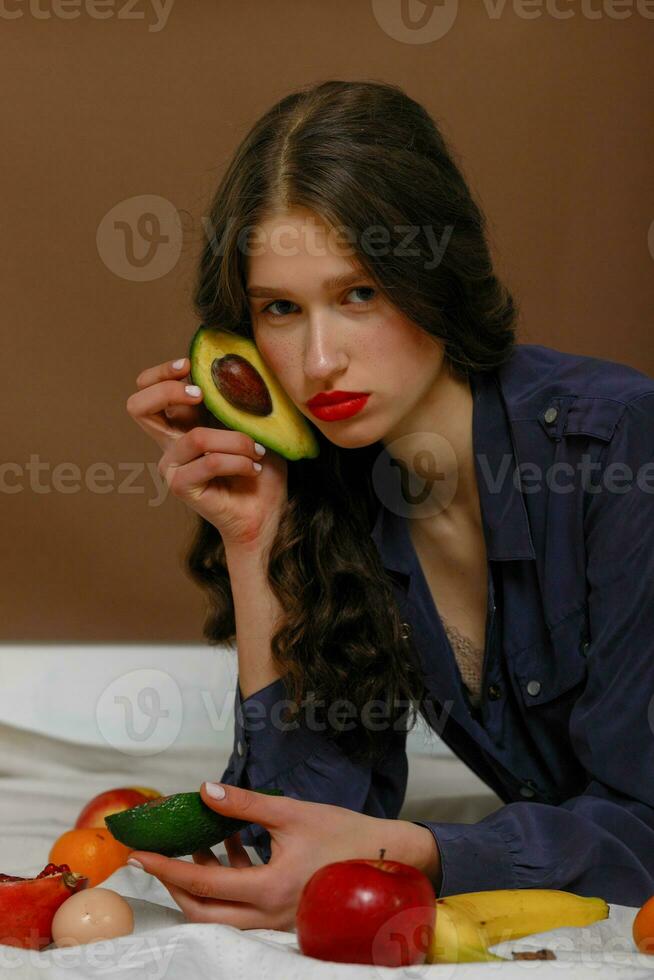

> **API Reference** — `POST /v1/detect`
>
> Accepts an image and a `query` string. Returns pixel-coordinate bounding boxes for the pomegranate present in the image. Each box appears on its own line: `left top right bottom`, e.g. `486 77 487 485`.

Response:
0 862 89 950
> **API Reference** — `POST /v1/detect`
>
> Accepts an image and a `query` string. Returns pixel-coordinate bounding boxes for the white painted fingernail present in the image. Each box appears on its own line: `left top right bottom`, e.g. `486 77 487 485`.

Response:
185 385 201 397
172 358 186 369
204 781 226 800
254 443 266 456
127 858 145 870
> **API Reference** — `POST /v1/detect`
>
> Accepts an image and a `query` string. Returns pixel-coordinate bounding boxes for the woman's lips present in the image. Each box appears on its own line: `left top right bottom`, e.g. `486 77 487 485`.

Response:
308 394 370 421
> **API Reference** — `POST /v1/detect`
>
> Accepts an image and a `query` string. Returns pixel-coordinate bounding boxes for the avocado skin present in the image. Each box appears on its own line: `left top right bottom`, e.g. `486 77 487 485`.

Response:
188 325 320 461
104 788 284 858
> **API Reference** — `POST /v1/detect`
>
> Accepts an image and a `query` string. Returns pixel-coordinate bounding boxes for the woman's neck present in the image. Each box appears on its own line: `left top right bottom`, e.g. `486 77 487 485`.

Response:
381 364 482 537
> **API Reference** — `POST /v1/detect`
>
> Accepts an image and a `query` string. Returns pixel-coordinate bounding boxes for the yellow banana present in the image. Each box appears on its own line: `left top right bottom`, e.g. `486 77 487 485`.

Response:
428 900 506 963
444 889 609 946
427 888 609 963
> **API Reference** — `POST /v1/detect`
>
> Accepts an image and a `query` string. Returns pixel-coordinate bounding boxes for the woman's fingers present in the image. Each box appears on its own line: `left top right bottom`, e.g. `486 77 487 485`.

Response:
159 450 263 501
159 879 270 929
166 399 228 431
135 357 190 390
126 377 204 450
127 851 266 905
191 847 221 868
164 404 197 423
224 832 253 869
198 782 291 833
127 377 202 422
157 428 265 494
127 357 239 453
163 427 264 468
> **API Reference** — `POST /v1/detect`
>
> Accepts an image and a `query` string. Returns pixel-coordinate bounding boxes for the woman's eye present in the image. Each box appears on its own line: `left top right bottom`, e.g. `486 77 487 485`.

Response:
260 285 376 319
263 300 298 318
347 285 376 304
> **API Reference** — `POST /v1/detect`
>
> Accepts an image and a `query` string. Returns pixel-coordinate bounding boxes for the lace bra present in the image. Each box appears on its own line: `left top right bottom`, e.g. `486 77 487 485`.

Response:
441 617 484 708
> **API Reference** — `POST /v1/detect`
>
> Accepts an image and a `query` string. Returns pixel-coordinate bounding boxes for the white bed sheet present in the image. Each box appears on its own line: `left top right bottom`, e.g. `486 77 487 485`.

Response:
0 721 651 978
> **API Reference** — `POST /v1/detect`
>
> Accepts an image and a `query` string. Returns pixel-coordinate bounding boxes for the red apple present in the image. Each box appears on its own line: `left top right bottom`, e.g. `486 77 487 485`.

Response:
296 853 436 967
74 787 161 829
126 786 161 800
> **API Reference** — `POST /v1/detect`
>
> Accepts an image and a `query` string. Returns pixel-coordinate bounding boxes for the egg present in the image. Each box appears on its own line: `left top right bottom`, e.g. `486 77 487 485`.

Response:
51 887 134 947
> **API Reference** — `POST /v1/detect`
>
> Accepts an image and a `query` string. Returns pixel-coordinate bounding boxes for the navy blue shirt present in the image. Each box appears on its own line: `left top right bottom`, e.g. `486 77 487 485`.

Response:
220 343 654 906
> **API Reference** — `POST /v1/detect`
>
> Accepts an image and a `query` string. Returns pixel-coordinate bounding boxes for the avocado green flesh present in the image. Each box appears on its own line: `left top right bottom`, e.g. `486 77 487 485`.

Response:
104 788 283 857
189 326 320 461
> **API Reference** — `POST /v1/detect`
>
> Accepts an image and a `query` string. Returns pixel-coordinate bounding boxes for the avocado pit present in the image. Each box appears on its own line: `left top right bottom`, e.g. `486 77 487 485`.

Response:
211 354 273 416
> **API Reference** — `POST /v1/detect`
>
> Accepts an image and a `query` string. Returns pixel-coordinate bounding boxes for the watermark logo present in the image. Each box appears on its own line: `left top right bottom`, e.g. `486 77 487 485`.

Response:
96 194 183 281
372 433 459 519
371 0 459 43
95 668 183 755
370 904 438 976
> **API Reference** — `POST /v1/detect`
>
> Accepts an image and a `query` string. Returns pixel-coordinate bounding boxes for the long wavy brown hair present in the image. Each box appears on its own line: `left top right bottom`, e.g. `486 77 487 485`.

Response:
186 79 518 766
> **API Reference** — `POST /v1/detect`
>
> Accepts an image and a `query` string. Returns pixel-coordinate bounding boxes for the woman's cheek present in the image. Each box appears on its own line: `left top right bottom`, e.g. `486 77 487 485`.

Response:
255 333 298 393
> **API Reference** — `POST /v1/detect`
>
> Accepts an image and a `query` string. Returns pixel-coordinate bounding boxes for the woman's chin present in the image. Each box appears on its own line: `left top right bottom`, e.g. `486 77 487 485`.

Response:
320 428 384 450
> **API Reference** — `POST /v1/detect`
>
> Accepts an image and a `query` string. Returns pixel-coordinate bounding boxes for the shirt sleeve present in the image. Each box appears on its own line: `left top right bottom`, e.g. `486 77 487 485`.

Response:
412 393 654 906
218 674 409 864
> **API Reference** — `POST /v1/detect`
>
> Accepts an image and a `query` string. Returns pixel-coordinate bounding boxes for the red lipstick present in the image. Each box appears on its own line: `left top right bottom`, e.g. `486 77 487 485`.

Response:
307 390 369 407
307 391 370 421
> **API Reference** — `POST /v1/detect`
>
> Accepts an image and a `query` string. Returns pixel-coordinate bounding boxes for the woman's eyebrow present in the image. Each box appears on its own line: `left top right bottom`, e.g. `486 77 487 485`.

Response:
246 271 368 298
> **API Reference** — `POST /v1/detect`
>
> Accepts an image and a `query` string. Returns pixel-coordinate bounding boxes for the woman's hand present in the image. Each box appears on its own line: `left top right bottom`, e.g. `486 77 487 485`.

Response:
125 356 288 548
126 782 442 932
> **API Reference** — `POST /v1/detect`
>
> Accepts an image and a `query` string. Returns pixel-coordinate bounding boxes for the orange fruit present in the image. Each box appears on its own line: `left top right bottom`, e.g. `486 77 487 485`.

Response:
633 895 654 954
49 828 133 887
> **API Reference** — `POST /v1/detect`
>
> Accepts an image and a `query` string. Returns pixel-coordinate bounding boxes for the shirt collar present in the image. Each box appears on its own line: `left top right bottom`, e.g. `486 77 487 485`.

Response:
369 366 536 570
369 479 413 579
470 368 536 561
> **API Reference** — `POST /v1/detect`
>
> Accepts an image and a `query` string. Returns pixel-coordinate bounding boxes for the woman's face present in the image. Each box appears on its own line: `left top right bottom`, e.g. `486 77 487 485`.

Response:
246 208 447 450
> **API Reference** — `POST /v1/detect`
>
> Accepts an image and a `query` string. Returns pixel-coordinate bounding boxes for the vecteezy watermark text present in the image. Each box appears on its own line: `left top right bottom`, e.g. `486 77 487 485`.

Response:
96 196 456 282
480 452 654 495
94 667 455 756
0 0 175 31
0 455 169 506
202 212 455 272
371 0 654 46
0 931 179 977
237 695 453 737
3 451 654 505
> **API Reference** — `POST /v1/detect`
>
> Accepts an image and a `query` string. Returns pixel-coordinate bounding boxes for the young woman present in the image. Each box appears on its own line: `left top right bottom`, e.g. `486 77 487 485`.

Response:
125 79 654 931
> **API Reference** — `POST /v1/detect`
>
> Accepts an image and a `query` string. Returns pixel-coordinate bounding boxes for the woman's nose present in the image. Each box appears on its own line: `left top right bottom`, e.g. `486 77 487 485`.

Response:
302 318 348 380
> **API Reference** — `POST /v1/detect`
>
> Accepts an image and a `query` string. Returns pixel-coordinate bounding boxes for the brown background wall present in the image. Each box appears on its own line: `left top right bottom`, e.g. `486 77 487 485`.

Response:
2 1 652 641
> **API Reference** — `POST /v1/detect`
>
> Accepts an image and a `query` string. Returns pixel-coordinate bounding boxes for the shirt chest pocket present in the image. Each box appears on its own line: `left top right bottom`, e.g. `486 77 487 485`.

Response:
510 607 590 708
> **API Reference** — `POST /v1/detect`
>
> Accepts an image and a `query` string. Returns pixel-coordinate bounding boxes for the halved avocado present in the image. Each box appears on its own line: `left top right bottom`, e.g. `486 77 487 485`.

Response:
104 788 283 857
189 326 320 461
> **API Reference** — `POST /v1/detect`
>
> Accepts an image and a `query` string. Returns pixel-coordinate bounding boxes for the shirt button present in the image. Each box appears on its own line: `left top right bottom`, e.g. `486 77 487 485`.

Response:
581 640 591 656
544 406 558 424
520 783 537 798
236 740 244 757
487 684 502 700
526 679 541 696
400 621 412 639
